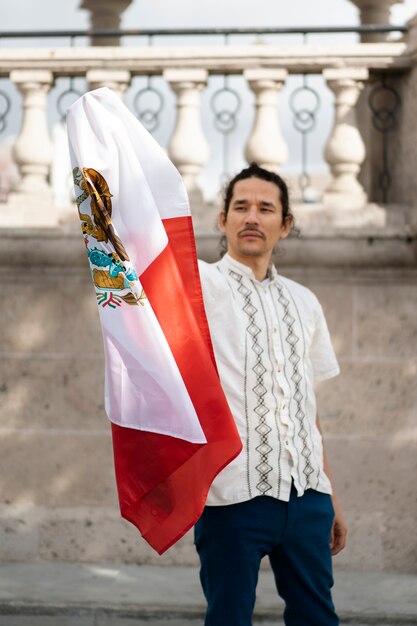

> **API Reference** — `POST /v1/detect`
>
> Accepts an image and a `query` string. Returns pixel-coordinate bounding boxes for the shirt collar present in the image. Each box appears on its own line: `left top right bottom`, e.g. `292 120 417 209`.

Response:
219 253 278 284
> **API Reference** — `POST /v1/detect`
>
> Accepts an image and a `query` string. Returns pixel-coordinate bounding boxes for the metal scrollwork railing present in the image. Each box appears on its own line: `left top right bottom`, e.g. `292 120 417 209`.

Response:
133 34 164 134
368 75 401 204
0 89 11 134
56 38 84 122
290 74 321 201
133 76 164 134
57 77 83 122
210 75 241 180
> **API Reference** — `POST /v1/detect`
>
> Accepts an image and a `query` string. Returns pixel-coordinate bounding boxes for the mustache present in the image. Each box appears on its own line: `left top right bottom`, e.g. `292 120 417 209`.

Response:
238 227 265 239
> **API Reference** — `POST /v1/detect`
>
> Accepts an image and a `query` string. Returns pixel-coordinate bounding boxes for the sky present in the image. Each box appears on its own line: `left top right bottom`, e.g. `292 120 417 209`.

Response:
1 0 417 200
2 0 417 32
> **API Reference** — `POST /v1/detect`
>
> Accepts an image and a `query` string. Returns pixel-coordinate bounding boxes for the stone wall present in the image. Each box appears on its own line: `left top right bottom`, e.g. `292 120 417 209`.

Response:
304 269 417 573
0 223 416 572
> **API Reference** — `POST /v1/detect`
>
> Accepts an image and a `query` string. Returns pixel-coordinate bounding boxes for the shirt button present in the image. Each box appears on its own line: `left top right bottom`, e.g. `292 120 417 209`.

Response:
285 439 290 447
277 366 282 373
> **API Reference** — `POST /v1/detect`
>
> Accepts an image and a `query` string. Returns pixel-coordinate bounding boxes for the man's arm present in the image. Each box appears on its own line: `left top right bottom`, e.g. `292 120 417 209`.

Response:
316 414 348 556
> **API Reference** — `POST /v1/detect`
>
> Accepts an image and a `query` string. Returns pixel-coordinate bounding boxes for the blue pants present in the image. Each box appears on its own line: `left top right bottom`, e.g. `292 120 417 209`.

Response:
194 488 338 626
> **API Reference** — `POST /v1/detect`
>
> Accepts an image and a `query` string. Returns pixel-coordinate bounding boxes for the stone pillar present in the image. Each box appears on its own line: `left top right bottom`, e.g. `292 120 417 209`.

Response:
406 13 417 55
80 0 133 46
323 68 369 212
87 70 131 98
350 0 404 42
164 69 210 210
244 69 288 172
11 70 53 194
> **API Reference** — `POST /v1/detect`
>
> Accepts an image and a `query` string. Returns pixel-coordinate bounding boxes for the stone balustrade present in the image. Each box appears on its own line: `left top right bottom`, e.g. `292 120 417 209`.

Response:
0 36 414 232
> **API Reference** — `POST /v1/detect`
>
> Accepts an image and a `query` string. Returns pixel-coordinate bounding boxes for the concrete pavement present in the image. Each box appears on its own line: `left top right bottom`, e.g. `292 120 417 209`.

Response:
0 562 416 625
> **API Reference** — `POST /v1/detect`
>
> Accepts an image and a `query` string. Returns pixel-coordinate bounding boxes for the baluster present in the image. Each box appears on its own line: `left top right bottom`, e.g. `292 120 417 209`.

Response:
406 14 417 56
351 0 399 42
244 69 288 172
323 68 369 212
11 70 53 194
80 0 133 46
87 70 131 98
164 69 210 211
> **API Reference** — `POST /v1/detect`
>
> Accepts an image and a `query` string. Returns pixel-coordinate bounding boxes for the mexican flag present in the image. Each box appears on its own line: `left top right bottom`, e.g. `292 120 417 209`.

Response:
66 88 241 554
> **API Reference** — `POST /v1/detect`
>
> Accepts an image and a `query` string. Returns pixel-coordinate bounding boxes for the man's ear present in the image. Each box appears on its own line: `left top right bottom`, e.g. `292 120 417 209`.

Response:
279 216 293 241
218 212 227 233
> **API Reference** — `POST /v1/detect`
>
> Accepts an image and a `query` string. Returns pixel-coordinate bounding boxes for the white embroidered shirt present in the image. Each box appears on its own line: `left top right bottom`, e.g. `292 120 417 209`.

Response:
198 254 340 505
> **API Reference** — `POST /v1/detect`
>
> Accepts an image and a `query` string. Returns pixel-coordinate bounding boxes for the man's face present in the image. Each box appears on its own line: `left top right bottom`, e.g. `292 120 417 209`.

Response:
220 176 291 264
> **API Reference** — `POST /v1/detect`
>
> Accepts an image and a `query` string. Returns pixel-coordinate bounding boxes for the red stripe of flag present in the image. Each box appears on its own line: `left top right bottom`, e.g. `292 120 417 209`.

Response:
112 216 242 554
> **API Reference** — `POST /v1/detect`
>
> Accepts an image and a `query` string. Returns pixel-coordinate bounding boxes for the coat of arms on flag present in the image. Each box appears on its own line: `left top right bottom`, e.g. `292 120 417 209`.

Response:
67 88 242 554
73 166 145 308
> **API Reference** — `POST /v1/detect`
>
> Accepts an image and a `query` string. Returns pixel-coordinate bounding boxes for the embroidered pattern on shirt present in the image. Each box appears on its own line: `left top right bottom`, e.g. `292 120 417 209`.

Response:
274 281 314 484
284 285 321 490
229 270 273 495
252 282 282 499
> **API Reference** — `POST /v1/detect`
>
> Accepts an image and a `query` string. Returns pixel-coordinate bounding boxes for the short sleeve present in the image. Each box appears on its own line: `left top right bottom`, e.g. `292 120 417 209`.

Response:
310 303 340 382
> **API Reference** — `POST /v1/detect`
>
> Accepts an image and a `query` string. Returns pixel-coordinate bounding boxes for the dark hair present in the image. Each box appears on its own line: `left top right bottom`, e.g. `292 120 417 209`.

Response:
222 162 294 227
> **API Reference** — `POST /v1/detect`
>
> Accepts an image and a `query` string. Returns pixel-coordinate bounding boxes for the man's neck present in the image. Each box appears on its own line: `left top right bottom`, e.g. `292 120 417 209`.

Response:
226 251 272 282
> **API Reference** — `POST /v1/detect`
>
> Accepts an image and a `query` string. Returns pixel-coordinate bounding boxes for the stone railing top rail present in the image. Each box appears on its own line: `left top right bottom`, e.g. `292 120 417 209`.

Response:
0 42 411 74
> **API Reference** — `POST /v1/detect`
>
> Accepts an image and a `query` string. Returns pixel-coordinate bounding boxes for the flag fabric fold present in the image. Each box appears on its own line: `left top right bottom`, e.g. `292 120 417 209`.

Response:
67 88 241 554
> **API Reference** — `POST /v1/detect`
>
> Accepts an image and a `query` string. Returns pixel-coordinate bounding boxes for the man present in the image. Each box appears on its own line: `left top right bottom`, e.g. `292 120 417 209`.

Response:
196 163 347 626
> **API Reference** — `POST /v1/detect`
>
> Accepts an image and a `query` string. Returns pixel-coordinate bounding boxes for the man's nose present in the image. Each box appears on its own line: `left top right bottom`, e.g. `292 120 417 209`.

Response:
245 204 259 223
